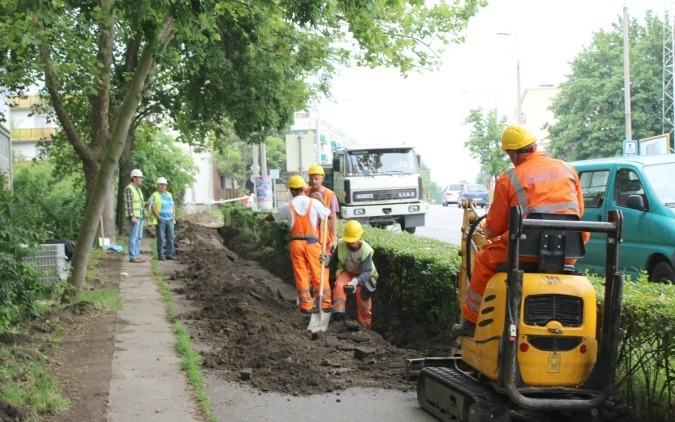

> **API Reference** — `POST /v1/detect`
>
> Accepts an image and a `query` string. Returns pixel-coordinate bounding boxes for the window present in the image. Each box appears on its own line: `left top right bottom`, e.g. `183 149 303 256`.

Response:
579 170 609 208
614 170 644 207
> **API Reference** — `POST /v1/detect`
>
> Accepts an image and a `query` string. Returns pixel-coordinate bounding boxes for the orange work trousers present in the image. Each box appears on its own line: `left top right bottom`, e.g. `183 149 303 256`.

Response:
332 271 372 327
290 240 331 311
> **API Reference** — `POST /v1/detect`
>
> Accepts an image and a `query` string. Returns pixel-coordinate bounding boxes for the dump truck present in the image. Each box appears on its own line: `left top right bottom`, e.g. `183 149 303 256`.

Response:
328 145 427 233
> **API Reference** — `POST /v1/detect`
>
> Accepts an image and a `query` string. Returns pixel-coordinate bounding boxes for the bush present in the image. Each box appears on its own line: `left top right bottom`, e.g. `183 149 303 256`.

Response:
0 181 65 333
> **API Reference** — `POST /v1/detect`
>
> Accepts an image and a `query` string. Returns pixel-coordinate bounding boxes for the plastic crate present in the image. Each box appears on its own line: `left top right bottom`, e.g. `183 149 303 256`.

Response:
22 243 69 284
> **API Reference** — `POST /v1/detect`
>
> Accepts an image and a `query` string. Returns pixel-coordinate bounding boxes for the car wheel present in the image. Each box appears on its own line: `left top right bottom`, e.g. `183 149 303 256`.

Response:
650 262 675 283
443 202 447 207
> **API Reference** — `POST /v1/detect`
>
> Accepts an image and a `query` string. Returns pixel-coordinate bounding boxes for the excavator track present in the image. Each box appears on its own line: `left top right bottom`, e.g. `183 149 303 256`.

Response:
417 366 510 422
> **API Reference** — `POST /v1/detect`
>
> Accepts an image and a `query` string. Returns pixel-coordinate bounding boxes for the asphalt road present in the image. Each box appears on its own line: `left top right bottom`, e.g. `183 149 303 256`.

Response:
415 203 468 245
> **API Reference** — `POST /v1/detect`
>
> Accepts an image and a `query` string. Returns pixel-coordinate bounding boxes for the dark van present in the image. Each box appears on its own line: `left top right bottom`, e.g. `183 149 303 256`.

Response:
571 155 675 282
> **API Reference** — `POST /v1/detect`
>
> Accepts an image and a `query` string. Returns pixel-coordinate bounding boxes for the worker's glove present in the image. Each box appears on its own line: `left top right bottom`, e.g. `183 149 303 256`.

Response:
319 253 331 267
329 242 337 253
344 278 359 294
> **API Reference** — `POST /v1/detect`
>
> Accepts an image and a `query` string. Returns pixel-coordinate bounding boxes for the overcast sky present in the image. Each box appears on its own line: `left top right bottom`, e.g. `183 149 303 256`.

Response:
314 0 666 187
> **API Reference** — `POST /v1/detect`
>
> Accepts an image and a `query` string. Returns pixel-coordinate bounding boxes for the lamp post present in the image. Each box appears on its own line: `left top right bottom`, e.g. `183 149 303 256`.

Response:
497 32 522 124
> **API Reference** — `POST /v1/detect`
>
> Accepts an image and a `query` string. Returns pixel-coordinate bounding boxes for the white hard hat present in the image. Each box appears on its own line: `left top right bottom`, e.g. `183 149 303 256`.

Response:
130 169 143 178
156 177 167 184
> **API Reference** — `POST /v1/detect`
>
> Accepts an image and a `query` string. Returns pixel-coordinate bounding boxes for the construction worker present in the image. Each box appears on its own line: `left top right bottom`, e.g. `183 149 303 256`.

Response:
261 175 332 314
124 169 145 263
321 220 377 329
305 163 339 254
453 124 589 337
150 177 176 261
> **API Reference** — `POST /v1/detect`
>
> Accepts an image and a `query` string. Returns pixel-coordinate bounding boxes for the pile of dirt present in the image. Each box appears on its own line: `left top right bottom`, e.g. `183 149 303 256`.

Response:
170 212 443 396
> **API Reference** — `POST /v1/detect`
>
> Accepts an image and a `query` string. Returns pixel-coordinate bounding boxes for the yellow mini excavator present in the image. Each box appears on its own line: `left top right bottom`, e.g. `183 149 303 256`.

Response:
408 201 629 422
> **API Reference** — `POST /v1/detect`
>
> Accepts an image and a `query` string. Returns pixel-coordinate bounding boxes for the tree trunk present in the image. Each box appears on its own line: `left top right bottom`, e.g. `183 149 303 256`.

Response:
67 18 176 291
116 128 135 234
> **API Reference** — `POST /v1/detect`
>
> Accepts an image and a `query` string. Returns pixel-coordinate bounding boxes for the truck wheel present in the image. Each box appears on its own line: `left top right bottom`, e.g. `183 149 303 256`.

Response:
443 202 448 207
650 262 675 283
404 227 416 234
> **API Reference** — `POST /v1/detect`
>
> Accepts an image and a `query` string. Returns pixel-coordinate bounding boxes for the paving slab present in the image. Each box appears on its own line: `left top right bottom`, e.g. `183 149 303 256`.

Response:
107 239 201 422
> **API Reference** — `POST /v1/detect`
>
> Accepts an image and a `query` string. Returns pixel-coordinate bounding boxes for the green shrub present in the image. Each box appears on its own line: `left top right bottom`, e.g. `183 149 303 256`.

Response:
0 182 65 333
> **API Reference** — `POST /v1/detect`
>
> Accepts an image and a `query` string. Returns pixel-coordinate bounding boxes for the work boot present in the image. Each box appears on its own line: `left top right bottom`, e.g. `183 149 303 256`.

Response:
301 307 320 315
166 256 173 260
158 256 166 261
452 320 476 337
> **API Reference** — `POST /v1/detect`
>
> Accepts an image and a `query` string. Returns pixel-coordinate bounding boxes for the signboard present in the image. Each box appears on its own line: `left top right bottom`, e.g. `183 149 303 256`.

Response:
285 132 316 173
639 134 670 156
622 139 637 156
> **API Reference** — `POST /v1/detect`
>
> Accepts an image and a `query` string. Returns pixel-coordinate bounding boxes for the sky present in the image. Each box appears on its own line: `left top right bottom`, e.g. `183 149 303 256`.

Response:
313 0 667 187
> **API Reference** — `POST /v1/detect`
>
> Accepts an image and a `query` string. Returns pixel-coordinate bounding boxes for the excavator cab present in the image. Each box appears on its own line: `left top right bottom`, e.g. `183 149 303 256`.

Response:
413 203 625 422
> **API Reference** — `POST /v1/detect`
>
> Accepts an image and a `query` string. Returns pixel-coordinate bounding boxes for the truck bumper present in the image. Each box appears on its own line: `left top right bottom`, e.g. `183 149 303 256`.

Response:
341 202 428 227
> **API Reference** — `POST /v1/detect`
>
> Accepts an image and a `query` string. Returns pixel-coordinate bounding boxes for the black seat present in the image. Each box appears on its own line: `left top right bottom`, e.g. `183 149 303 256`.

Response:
495 213 585 274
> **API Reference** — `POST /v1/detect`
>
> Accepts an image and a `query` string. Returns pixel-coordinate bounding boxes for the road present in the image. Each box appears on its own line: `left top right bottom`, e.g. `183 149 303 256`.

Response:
415 203 482 245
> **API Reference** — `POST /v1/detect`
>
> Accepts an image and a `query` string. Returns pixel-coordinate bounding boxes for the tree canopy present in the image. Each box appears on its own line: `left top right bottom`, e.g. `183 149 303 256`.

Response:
547 11 666 161
463 107 510 185
0 0 486 291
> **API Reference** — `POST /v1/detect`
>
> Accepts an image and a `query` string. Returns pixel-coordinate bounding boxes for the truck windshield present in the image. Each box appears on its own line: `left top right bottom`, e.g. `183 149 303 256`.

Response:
346 149 418 174
644 162 675 207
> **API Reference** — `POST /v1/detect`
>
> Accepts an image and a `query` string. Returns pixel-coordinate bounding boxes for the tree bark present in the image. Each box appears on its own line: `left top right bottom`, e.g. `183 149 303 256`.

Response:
67 17 176 291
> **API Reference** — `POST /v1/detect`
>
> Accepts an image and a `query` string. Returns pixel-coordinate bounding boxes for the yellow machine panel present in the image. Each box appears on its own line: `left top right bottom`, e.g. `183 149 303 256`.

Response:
461 272 599 386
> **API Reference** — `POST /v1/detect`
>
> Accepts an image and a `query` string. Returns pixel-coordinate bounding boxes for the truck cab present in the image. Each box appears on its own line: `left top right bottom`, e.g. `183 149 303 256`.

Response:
331 146 427 233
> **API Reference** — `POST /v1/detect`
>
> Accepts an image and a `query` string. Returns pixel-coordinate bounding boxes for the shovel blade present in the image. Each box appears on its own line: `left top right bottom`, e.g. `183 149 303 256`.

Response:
307 310 331 333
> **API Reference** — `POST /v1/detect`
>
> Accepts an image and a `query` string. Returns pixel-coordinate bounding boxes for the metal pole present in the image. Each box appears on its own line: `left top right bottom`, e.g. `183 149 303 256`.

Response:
497 32 522 124
516 38 523 124
623 2 632 141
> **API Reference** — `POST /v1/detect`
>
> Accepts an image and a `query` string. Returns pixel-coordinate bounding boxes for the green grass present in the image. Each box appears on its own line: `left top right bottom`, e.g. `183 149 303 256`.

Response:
152 261 216 422
0 343 71 417
81 287 123 312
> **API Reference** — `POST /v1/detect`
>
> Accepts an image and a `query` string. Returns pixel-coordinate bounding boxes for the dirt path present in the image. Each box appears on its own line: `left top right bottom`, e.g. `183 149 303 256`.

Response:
2 212 451 421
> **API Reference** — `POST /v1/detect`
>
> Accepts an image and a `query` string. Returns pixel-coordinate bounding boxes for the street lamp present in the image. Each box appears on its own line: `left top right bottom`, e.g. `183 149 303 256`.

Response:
497 32 523 124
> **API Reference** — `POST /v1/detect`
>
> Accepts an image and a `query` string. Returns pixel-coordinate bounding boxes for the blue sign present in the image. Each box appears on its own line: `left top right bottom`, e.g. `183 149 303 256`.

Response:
623 139 638 156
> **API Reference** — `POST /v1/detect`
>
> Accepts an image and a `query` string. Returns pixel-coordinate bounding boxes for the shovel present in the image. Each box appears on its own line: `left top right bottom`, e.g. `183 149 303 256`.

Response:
308 218 331 333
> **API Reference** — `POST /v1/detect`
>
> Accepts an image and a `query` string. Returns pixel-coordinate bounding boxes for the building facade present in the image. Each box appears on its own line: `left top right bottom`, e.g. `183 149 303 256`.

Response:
9 89 58 161
285 111 359 175
520 85 560 152
0 88 11 187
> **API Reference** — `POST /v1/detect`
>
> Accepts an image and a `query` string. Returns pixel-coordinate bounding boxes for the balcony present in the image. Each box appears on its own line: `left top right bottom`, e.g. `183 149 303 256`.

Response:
11 127 58 142
10 96 47 109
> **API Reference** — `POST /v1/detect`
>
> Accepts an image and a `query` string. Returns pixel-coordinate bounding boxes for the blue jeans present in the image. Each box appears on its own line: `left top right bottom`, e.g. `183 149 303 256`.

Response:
128 217 144 260
156 219 175 258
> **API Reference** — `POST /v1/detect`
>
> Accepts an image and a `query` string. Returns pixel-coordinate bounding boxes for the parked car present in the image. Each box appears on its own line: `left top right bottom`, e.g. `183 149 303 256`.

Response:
571 155 675 282
458 184 489 208
442 183 464 206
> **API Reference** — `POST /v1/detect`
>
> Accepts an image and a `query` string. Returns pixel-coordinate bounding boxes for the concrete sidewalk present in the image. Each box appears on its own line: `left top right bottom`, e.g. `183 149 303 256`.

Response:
107 238 201 422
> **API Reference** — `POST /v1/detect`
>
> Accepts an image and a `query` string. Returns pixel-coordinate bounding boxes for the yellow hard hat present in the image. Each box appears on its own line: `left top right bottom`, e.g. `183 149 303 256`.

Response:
501 124 536 152
342 220 363 243
288 175 306 189
308 163 325 176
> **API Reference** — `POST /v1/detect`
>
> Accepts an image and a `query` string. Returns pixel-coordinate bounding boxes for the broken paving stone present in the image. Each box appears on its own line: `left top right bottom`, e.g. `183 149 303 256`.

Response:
240 368 253 380
320 358 332 366
325 335 339 347
354 346 376 360
363 354 377 365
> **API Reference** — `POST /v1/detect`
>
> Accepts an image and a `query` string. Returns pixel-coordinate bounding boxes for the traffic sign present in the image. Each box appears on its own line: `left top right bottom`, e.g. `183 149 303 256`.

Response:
623 139 637 156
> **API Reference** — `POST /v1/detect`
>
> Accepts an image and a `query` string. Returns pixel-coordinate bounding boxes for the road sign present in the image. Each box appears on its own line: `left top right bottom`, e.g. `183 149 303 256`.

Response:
623 139 637 156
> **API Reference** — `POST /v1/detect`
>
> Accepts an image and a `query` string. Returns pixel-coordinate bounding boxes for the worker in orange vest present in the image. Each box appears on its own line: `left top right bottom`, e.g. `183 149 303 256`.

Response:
261 175 332 314
453 124 589 338
305 163 339 253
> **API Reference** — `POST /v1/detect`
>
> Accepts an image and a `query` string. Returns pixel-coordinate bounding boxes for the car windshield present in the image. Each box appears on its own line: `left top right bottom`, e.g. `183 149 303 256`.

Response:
643 162 675 206
465 185 486 193
447 184 463 191
346 149 418 174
